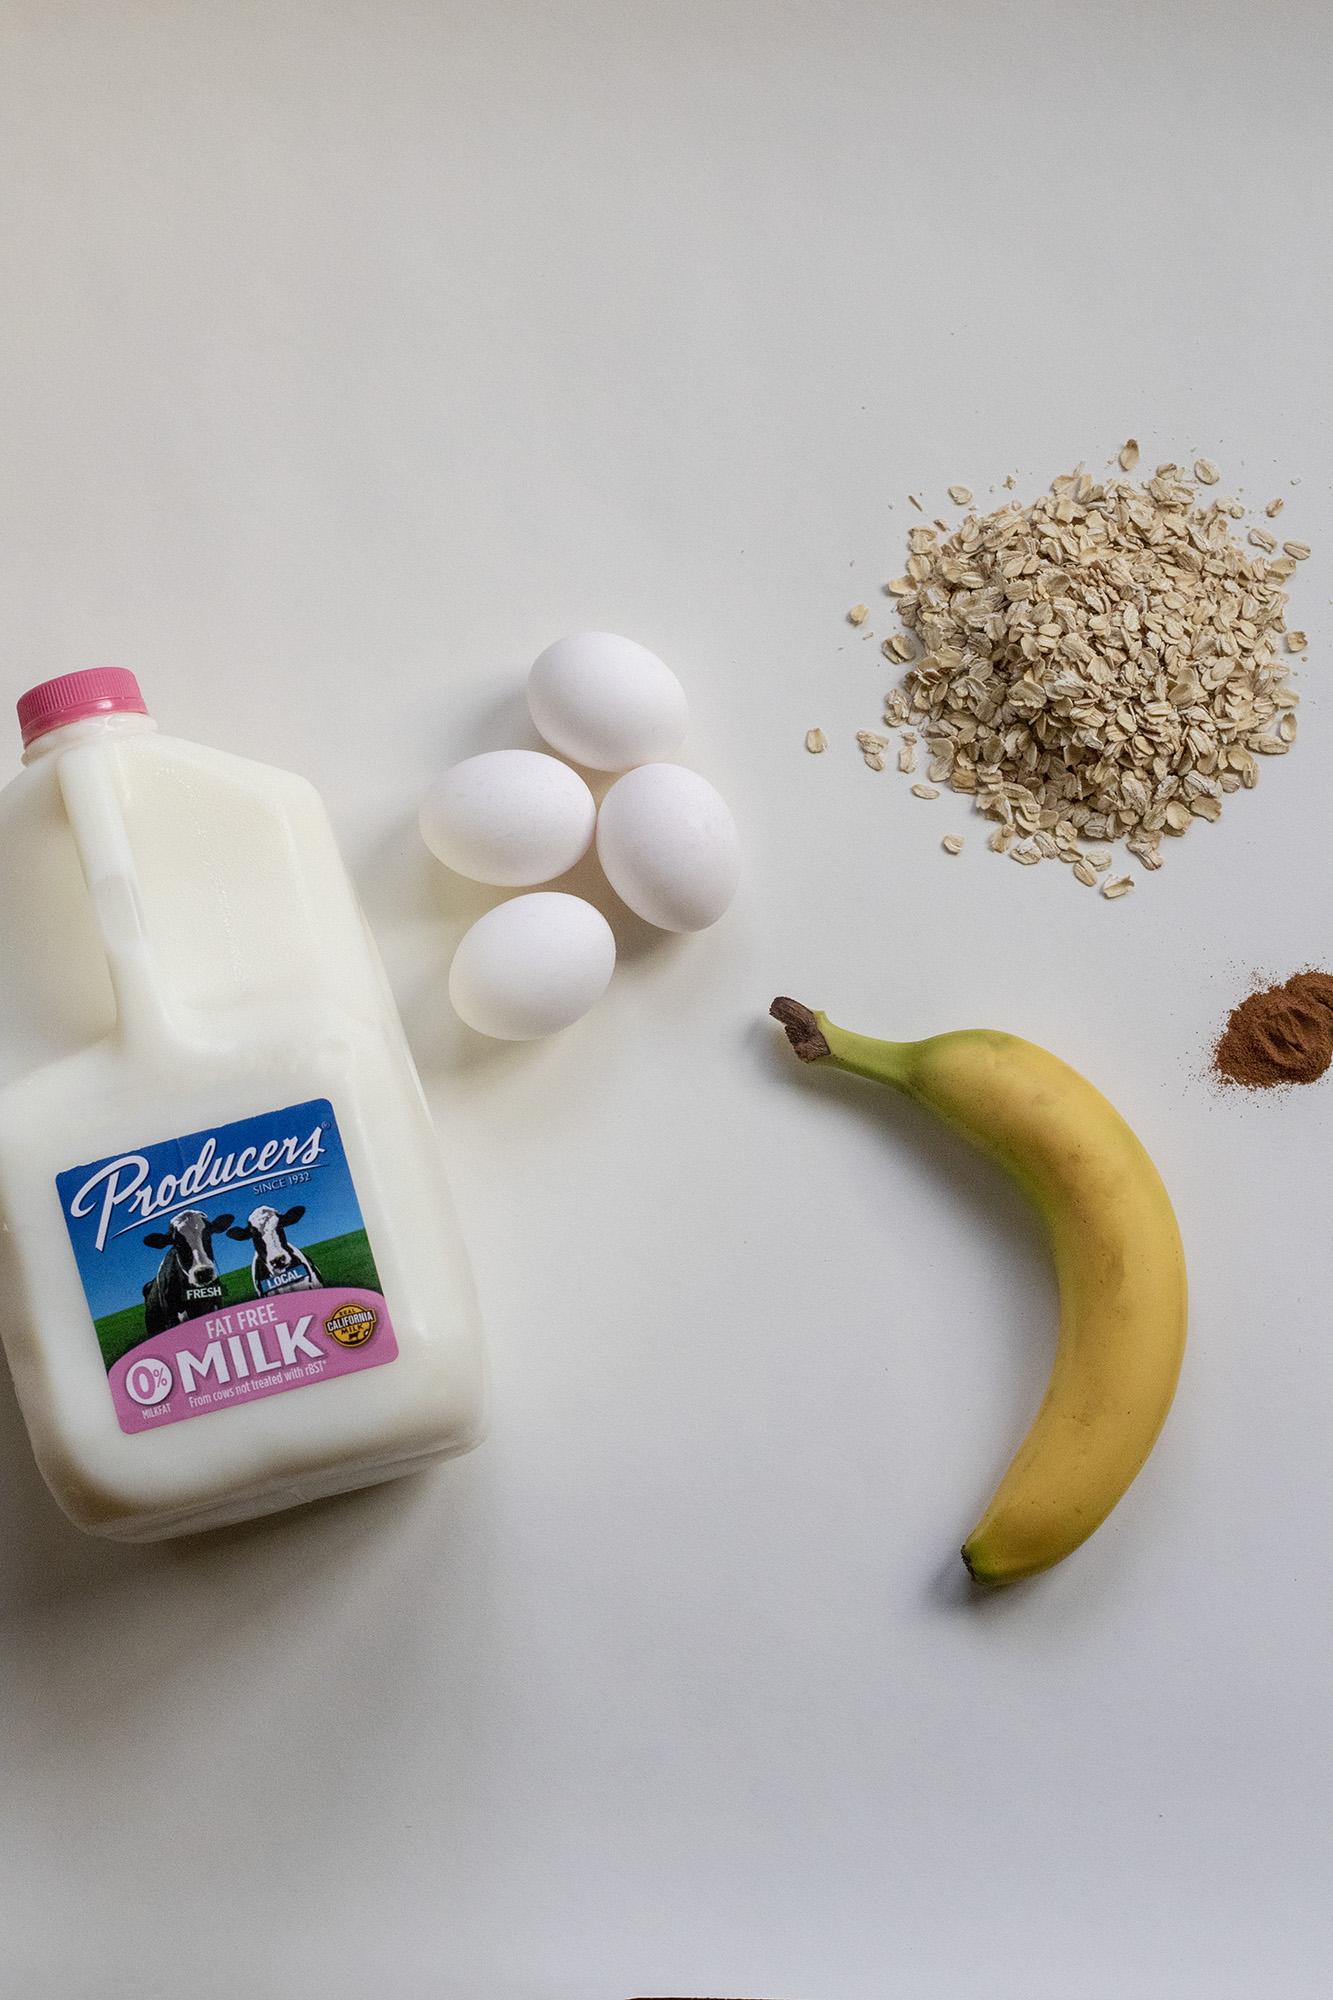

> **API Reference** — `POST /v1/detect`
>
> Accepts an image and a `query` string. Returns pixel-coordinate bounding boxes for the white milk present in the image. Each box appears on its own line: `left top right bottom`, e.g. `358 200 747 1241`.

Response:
0 671 485 1539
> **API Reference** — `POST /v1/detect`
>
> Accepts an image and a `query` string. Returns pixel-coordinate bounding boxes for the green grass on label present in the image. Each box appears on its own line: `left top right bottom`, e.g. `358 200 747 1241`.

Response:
94 1229 382 1371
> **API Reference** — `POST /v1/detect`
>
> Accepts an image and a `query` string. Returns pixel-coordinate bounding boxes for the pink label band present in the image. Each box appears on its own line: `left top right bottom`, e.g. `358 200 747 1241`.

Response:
108 1286 397 1433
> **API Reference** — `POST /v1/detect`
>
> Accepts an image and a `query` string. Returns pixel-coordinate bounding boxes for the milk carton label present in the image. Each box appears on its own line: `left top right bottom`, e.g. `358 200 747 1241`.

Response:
57 1099 398 1434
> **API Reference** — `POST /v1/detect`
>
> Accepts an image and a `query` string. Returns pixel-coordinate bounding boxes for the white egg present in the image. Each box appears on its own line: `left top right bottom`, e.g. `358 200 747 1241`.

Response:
448 892 616 1039
527 632 689 771
420 749 596 886
596 764 741 932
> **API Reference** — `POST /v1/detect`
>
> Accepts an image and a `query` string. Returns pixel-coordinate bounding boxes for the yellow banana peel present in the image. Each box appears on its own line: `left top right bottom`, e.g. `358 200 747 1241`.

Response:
771 997 1188 1586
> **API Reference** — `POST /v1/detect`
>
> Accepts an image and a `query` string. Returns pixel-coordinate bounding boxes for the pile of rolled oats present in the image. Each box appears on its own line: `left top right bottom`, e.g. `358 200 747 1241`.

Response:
869 457 1307 885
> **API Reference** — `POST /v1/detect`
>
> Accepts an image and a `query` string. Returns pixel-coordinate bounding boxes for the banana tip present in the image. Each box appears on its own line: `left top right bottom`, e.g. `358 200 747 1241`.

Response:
960 1541 1010 1589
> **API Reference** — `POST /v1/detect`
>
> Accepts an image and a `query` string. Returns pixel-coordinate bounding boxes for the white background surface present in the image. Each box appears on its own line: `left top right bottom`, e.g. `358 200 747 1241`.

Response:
1 5 1331 1996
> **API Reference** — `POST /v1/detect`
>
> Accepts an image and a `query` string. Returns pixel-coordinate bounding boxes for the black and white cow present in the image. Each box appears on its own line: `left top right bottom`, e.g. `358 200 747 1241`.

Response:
141 1209 235 1338
227 1204 322 1296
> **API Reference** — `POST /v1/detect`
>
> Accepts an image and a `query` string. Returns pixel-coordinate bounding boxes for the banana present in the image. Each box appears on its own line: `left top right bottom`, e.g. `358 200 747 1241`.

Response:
770 998 1187 1585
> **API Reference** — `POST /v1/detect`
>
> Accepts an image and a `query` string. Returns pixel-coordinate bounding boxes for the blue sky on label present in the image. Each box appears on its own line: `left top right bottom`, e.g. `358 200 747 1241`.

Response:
56 1099 368 1322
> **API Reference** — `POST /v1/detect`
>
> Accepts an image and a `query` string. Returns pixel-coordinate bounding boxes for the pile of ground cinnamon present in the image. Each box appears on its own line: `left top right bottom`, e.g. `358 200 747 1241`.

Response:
1213 971 1333 1088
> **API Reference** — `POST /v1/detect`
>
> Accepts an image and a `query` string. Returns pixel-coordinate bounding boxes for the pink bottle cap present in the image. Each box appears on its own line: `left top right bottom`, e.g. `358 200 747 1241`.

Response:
17 669 150 749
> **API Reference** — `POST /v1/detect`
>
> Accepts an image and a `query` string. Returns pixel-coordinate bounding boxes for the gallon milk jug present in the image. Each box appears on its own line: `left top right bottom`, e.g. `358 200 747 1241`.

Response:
0 669 486 1539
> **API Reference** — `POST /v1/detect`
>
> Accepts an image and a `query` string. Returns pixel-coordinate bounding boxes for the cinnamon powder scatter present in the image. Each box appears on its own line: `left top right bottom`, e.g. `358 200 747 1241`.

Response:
1213 971 1333 1088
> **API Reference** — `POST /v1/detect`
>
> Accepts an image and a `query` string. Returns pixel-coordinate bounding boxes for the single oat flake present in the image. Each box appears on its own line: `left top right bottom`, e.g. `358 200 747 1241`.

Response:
948 485 973 507
942 834 964 854
1266 498 1285 517
805 728 827 754
912 783 940 799
1286 631 1307 651
1119 439 1140 471
1194 459 1220 485
848 603 870 626
1283 542 1311 560
1103 876 1135 900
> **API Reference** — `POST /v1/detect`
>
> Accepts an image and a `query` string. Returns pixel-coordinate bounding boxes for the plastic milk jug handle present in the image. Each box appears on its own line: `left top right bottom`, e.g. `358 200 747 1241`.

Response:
56 741 182 1060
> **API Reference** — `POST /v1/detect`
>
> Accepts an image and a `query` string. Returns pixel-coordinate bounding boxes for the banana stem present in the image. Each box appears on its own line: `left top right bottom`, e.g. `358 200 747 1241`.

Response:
769 997 831 1062
770 998 913 1090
